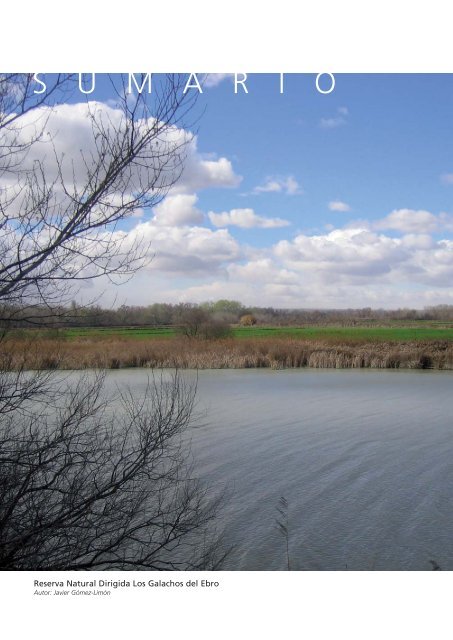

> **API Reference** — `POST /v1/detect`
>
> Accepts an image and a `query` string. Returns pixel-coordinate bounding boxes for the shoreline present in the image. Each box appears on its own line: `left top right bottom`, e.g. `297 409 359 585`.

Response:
3 336 453 371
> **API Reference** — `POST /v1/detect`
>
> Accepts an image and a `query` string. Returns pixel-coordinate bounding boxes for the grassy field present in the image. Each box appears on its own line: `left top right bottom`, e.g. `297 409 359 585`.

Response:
52 324 453 342
236 326 453 341
5 322 453 370
62 326 175 339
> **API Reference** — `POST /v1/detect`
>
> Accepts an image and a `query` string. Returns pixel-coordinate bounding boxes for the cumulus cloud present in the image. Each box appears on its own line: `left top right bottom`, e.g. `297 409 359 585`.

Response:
328 200 351 212
0 101 241 204
274 228 408 277
269 226 453 293
8 101 453 308
208 208 290 229
84 217 453 309
227 259 298 284
98 203 453 307
115 218 241 277
400 234 434 250
373 209 453 234
153 194 203 226
171 272 453 310
215 226 453 302
176 149 242 193
253 176 302 195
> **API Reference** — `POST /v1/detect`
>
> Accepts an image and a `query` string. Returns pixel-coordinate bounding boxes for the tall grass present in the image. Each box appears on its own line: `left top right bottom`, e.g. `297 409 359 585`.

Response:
2 335 453 371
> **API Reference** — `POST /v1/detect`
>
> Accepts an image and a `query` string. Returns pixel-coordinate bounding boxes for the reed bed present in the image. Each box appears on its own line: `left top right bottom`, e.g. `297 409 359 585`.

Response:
2 336 453 371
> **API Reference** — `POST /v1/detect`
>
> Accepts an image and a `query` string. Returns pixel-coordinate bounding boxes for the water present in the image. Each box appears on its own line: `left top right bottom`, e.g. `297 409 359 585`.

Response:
103 368 453 570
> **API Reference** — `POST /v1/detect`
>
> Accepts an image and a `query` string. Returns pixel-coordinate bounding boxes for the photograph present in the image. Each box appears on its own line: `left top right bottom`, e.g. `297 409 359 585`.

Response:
2 72 453 574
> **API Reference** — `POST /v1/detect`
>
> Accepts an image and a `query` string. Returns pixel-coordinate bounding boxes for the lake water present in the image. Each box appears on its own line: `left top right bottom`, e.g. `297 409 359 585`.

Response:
103 368 453 571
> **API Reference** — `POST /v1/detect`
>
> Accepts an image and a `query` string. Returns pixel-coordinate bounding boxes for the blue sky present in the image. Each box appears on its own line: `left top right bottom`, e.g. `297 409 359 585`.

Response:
195 74 453 233
17 74 453 308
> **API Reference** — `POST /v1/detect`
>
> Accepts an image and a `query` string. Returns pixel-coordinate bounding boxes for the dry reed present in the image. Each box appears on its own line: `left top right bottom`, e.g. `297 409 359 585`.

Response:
2 336 453 371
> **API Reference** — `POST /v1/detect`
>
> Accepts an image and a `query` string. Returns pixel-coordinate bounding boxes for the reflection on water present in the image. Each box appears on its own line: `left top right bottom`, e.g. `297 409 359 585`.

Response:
103 368 453 571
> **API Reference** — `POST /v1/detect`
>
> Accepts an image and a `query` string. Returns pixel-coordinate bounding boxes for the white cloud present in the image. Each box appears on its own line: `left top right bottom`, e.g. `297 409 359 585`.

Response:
176 149 242 193
168 233 453 307
8 100 453 309
208 208 290 229
400 234 434 250
227 259 298 284
153 194 203 226
274 228 407 277
270 226 453 294
373 209 453 234
328 200 351 212
320 106 349 129
320 116 346 129
0 101 242 207
201 74 234 88
114 218 241 277
81 217 453 309
253 176 302 195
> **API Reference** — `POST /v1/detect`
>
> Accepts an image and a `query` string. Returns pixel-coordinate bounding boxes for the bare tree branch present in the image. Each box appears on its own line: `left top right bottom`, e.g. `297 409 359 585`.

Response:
0 371 226 570
0 74 227 571
0 74 197 315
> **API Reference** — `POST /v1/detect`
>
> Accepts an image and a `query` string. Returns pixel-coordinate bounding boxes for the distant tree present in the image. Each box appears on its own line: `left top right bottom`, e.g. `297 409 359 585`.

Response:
209 300 245 315
176 305 210 338
177 305 232 339
199 319 232 340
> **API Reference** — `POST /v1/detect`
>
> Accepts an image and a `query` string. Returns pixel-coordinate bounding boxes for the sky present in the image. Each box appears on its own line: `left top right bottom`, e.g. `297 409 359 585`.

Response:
12 74 453 309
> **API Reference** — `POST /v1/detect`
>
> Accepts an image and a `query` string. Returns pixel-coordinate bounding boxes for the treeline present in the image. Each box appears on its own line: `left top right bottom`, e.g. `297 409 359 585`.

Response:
3 300 453 328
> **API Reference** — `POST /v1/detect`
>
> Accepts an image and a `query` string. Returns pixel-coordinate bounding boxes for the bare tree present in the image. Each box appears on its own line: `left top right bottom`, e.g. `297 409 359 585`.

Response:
0 371 225 570
176 304 232 339
0 73 195 320
0 74 227 570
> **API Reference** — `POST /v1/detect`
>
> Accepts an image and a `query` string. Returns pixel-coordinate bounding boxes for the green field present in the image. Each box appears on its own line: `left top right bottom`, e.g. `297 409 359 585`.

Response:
33 324 453 342
62 326 175 339
233 326 453 341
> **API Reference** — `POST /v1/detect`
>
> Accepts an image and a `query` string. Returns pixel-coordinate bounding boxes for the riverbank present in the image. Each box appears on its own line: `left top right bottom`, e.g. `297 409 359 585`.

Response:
3 336 453 370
